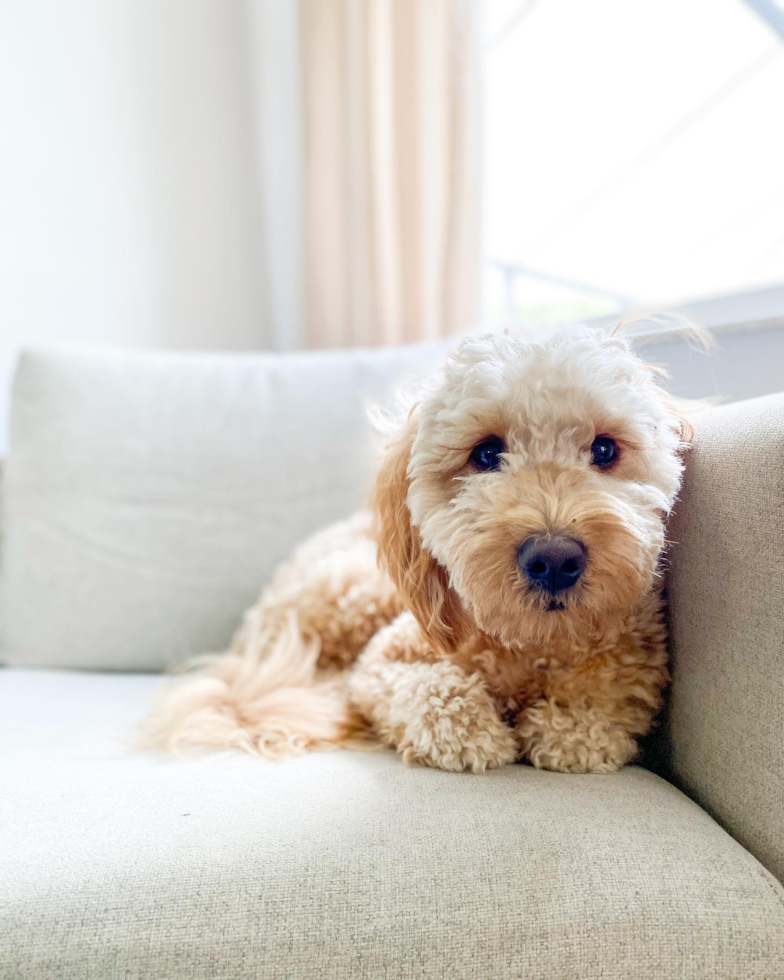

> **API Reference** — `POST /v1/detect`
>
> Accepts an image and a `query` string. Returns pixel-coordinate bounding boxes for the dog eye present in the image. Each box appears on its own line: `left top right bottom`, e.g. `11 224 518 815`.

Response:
469 437 505 472
590 436 619 469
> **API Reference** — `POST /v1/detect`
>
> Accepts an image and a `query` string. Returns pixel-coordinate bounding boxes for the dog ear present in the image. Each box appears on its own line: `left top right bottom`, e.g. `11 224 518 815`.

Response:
373 417 468 652
667 394 696 446
611 315 711 449
649 385 697 448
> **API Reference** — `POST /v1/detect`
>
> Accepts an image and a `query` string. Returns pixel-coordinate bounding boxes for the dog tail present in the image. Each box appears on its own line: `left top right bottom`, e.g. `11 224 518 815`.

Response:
142 612 367 758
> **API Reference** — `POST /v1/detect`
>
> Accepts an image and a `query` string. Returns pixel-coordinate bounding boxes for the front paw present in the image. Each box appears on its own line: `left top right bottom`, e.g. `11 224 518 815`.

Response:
516 699 638 774
398 670 518 774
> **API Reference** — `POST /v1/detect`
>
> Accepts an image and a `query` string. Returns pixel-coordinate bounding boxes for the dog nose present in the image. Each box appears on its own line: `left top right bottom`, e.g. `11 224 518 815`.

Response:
518 536 587 595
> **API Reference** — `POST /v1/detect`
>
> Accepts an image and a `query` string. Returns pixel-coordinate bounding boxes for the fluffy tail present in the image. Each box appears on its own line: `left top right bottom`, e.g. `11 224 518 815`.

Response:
142 612 367 758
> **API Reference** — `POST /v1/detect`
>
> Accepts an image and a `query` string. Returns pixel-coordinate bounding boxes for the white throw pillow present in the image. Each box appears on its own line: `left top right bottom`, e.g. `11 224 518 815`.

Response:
0 343 449 670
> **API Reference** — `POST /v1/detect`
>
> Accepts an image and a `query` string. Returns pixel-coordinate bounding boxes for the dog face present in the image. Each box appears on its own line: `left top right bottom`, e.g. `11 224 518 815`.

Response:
375 332 692 650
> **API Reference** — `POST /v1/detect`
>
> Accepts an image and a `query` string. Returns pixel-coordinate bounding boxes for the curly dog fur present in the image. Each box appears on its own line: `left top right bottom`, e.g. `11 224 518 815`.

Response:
145 330 692 774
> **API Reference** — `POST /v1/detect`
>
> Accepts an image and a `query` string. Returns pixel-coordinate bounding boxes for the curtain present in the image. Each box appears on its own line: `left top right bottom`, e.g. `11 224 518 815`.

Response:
0 0 482 409
299 0 482 348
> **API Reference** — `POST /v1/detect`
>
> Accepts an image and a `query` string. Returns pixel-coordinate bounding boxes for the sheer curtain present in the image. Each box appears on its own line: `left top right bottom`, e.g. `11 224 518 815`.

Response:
0 0 482 439
300 0 482 347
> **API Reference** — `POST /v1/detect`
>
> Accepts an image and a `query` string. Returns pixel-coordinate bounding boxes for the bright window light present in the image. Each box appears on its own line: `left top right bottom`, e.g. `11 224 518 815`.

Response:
483 0 784 327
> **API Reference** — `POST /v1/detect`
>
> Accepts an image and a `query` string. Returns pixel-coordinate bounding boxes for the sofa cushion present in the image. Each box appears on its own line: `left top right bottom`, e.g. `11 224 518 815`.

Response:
0 343 448 671
2 668 783 980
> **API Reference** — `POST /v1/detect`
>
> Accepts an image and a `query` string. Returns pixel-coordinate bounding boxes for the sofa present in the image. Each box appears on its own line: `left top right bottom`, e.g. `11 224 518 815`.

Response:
1 332 783 980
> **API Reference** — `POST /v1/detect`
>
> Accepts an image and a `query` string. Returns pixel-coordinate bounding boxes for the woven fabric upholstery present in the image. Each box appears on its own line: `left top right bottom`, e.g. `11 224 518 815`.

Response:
665 392 784 884
2 669 783 980
0 343 447 671
3 332 781 674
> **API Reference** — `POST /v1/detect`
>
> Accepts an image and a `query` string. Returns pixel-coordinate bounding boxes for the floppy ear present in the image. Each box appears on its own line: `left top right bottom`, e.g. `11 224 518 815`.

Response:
643 378 697 449
611 314 711 449
372 417 469 652
665 392 697 447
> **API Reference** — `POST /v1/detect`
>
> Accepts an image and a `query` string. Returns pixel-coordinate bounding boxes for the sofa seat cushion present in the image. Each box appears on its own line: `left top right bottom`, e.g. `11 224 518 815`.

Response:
3 669 784 980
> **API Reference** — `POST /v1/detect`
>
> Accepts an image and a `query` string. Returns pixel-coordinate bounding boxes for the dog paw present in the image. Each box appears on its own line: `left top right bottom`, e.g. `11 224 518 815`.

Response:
397 673 518 774
516 699 638 774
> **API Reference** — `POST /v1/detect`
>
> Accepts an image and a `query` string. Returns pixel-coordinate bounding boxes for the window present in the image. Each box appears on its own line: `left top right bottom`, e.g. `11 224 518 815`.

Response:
483 0 784 328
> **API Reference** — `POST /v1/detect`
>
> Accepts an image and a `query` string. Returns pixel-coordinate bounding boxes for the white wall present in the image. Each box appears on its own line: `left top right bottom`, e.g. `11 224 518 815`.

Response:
0 0 302 451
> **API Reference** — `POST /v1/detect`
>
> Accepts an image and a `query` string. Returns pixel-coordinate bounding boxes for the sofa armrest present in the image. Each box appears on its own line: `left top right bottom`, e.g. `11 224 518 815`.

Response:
665 392 784 882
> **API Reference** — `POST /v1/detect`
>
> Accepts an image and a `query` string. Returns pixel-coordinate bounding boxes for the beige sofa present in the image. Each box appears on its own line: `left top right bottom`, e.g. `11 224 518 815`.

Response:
1 341 783 979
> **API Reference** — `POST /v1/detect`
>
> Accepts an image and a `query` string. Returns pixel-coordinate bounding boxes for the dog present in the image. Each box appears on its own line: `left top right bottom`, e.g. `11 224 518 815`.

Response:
145 329 694 774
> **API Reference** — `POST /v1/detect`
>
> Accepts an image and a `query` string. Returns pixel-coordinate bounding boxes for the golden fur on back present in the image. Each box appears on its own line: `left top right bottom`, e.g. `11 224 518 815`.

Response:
145 330 692 774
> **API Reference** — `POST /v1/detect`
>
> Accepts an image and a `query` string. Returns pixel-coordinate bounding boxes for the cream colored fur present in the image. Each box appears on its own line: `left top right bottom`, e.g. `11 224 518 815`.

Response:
145 330 692 774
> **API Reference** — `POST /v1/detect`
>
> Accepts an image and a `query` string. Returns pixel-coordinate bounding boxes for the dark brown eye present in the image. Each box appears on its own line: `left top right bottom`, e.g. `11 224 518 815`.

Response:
469 436 505 472
590 436 619 469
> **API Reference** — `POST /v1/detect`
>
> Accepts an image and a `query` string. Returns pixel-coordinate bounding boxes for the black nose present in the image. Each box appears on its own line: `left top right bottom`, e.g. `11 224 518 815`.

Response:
518 536 587 595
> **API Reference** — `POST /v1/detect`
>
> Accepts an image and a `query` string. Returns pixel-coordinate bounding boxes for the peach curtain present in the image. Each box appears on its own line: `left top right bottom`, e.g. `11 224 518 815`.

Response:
300 0 481 348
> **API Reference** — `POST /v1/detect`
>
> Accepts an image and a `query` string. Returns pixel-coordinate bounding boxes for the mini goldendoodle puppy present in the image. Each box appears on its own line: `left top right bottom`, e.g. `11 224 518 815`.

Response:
146 330 694 774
